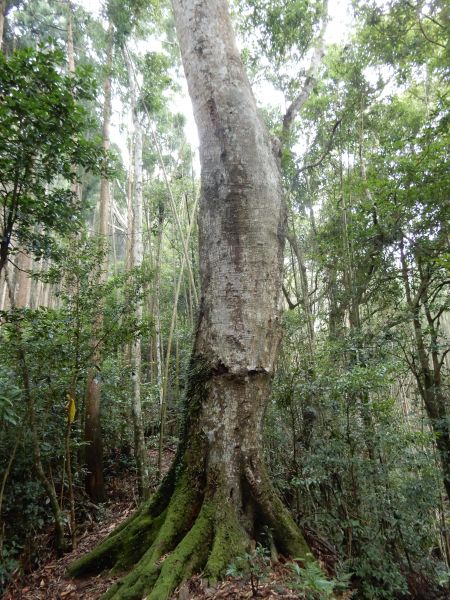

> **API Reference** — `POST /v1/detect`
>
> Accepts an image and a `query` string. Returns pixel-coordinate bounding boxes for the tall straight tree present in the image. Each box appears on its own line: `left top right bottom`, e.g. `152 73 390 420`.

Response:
84 21 113 504
70 1 310 598
124 46 150 501
0 0 6 50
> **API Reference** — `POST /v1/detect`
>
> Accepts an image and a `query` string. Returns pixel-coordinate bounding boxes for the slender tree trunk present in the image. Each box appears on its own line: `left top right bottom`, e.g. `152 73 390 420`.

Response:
28 257 41 308
84 23 113 504
124 47 150 501
126 138 134 272
287 231 314 354
0 0 6 51
400 243 450 503
123 138 134 369
39 261 51 308
154 201 165 446
158 193 199 475
0 270 7 310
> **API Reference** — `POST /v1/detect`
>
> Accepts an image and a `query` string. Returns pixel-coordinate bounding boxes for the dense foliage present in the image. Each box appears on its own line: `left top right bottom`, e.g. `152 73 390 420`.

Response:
0 44 109 273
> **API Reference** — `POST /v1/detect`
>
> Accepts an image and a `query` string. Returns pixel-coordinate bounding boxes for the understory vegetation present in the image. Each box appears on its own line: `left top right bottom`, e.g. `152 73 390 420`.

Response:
0 0 449 598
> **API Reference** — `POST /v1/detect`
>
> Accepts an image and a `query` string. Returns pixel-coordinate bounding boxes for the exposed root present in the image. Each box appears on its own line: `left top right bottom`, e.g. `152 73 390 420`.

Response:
100 561 161 600
69 460 311 600
96 494 250 600
147 500 213 600
244 461 310 560
68 466 195 578
204 498 248 582
68 504 165 577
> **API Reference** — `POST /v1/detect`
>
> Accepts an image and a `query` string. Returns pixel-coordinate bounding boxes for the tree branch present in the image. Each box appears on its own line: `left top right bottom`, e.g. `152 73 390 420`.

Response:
281 0 328 139
405 0 445 29
282 284 300 310
417 16 446 49
429 279 450 307
438 347 450 371
298 118 342 173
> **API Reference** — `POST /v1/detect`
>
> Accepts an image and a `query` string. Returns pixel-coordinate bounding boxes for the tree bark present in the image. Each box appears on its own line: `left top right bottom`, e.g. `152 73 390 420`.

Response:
84 23 113 504
124 46 151 501
0 0 6 52
69 1 309 597
14 251 32 308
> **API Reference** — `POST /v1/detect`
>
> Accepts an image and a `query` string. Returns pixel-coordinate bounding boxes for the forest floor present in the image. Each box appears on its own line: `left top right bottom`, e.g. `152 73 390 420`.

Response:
2 447 338 600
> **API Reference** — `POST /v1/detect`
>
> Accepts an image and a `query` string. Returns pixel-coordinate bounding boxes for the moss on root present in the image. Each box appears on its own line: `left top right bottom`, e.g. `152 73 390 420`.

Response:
97 499 214 600
266 493 310 559
147 500 214 600
70 475 313 600
98 503 255 600
68 455 184 579
244 461 310 560
204 499 248 582
68 506 165 577
100 553 161 600
69 412 312 600
68 467 199 579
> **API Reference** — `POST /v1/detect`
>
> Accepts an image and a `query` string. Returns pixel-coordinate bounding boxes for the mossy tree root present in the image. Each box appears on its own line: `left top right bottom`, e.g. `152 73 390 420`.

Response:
67 465 192 578
244 460 310 559
69 461 311 600
96 493 248 600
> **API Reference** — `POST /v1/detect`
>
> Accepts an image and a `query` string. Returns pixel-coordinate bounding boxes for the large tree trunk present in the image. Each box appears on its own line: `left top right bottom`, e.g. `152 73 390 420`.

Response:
69 1 309 597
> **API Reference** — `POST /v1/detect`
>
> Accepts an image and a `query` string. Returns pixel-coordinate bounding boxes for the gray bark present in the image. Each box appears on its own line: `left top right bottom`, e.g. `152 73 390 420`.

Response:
84 23 113 504
14 251 32 308
124 47 150 501
174 0 285 373
0 0 6 51
171 0 304 548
